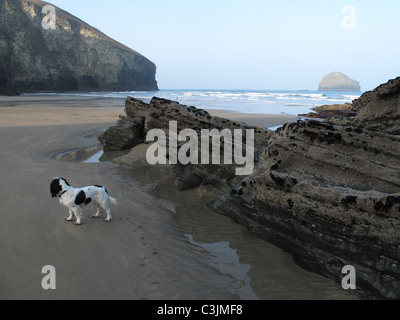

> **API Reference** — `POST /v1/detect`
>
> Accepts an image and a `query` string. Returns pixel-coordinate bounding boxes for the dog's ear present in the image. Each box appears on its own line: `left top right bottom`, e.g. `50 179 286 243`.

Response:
50 178 62 198
61 178 71 187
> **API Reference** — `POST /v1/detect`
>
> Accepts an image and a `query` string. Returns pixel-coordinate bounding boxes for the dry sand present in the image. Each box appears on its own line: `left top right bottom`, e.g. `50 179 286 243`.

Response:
0 96 315 300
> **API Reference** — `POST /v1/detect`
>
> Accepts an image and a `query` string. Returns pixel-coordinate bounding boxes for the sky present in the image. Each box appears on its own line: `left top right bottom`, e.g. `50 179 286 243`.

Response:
49 0 400 91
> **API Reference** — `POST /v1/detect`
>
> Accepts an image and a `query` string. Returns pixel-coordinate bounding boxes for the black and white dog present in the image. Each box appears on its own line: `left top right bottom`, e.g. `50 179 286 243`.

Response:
50 177 118 225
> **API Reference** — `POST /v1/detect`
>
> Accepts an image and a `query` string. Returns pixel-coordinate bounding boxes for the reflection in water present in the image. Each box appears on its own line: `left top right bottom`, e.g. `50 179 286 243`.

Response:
56 146 129 164
55 129 130 164
123 165 360 300
186 234 258 300
56 145 103 163
82 150 104 163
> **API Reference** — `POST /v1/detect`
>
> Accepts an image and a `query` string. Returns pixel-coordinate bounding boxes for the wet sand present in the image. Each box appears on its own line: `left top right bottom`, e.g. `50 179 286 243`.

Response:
0 119 237 300
208 109 298 129
0 96 357 300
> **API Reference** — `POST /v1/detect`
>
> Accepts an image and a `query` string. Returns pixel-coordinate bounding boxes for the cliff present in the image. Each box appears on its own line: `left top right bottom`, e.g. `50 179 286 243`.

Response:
0 0 158 93
318 72 361 92
100 78 400 299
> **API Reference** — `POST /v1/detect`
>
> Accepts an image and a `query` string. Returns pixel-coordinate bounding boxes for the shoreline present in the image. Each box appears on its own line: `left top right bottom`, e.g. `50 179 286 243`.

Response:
0 95 298 129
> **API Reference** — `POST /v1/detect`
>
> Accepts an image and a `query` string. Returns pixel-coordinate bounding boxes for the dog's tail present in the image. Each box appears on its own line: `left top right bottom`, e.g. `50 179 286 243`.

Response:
109 196 118 206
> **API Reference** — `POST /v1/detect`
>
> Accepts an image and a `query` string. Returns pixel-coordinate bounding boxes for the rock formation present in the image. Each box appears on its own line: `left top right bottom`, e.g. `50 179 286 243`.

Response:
0 0 158 93
99 97 273 190
212 120 400 299
352 77 400 135
100 78 400 299
212 78 400 299
299 103 356 119
318 72 361 92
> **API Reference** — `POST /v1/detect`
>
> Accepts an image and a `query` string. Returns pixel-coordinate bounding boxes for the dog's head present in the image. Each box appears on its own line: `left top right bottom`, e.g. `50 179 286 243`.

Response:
50 177 70 198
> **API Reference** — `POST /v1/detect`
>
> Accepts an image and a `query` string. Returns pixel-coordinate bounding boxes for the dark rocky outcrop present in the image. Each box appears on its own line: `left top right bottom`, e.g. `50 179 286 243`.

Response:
0 0 158 93
318 72 361 92
211 119 400 299
100 77 400 299
352 77 400 135
299 103 356 119
212 78 400 299
99 97 273 190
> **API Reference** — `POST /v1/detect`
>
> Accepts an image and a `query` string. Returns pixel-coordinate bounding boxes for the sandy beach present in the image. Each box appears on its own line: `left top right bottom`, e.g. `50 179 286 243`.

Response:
0 96 356 300
0 96 233 300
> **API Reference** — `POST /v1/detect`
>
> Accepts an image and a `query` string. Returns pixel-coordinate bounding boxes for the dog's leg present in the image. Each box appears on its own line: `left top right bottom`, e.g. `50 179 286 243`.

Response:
73 207 83 226
103 203 112 222
92 202 101 219
65 209 74 222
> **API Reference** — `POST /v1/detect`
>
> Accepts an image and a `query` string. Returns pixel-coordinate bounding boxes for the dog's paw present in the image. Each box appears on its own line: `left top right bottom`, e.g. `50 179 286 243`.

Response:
65 218 73 222
92 215 99 219
74 222 82 226
104 218 112 223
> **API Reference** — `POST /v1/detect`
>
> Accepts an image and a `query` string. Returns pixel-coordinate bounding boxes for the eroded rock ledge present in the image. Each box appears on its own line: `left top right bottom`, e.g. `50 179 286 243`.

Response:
99 97 273 190
100 78 400 299
212 119 400 299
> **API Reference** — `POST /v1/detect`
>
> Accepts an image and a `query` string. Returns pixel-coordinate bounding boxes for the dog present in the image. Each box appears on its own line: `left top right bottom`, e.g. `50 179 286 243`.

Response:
50 177 118 225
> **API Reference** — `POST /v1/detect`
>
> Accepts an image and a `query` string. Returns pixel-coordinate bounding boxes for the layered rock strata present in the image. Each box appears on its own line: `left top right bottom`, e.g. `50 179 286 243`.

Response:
99 97 273 190
299 103 356 119
100 77 400 299
211 119 400 299
352 77 400 135
211 78 400 299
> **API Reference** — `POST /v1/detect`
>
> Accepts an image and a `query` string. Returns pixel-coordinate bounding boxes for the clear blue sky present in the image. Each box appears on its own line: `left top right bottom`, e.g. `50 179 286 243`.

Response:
49 0 400 91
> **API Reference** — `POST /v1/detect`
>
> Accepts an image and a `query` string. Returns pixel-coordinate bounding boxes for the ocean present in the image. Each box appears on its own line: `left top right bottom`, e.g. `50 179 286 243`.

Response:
31 89 360 116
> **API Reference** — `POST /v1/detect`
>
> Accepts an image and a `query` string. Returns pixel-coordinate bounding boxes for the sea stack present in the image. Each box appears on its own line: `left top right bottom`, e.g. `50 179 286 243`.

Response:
318 72 361 92
0 0 158 93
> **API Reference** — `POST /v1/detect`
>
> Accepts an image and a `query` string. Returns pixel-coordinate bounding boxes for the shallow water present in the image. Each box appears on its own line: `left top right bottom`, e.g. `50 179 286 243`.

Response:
56 145 103 163
123 165 360 300
55 130 130 164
